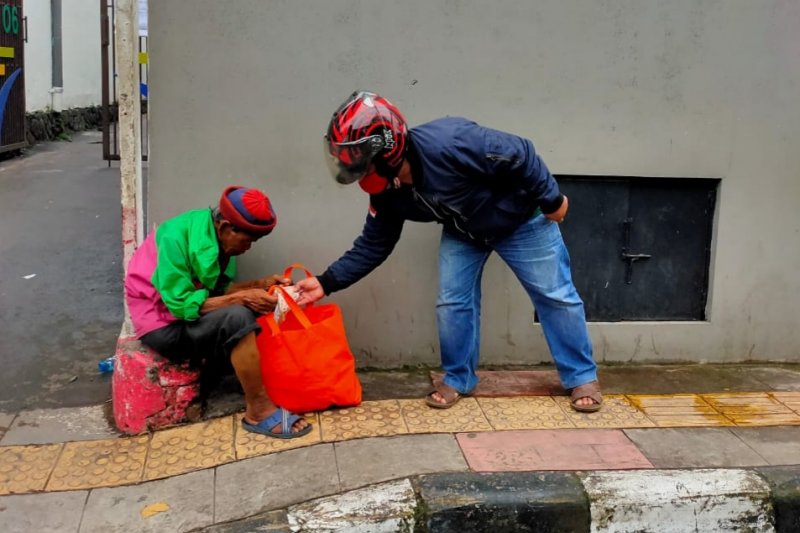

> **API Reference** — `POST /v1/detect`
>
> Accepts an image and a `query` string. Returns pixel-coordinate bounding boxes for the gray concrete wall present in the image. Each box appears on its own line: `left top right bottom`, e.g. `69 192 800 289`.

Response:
148 1 800 366
23 0 102 111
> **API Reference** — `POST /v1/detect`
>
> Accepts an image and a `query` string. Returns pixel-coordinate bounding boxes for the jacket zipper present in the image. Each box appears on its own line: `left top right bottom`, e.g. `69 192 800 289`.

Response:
413 189 444 221
487 154 517 164
414 189 475 240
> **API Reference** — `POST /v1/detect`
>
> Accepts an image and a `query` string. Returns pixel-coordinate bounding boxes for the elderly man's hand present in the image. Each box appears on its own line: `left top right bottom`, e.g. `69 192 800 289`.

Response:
257 274 291 290
239 288 279 315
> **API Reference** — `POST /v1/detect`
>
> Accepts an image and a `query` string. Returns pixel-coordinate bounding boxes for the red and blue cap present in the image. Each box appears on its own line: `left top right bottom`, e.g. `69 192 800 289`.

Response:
219 186 277 236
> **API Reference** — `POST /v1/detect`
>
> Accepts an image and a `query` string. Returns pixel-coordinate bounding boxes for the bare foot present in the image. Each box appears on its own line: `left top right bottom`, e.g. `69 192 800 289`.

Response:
429 391 447 405
573 396 599 407
425 384 463 409
569 381 603 412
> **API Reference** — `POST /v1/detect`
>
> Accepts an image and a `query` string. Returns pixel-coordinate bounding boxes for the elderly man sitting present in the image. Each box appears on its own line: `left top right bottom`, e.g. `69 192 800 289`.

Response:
124 186 310 438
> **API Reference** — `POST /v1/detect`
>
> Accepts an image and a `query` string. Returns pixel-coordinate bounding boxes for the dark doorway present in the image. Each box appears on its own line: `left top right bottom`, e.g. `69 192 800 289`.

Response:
556 176 718 321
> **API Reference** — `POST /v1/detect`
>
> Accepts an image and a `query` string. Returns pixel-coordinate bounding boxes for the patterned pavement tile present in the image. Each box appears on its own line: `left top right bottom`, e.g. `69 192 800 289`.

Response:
553 395 656 429
770 392 800 413
626 394 732 427
144 416 235 480
399 398 493 434
457 429 653 471
477 397 575 430
234 413 321 459
0 443 63 495
46 435 149 491
319 401 408 442
702 393 800 426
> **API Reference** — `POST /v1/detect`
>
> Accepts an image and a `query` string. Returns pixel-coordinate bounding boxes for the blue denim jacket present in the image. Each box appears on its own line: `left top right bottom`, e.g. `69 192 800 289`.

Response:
318 117 564 294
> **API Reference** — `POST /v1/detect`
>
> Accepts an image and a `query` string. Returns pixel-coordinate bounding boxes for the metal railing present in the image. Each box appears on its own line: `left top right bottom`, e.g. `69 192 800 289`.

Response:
101 0 148 163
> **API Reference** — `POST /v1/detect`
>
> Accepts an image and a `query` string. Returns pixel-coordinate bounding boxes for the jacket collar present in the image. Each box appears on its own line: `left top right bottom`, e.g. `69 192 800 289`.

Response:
405 134 425 189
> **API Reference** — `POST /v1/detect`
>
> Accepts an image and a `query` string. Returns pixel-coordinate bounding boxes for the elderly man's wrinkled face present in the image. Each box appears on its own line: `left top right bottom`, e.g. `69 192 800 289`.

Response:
216 220 260 256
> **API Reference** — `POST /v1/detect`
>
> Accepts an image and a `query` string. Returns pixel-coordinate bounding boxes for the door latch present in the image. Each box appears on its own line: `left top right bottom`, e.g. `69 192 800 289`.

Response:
621 218 652 284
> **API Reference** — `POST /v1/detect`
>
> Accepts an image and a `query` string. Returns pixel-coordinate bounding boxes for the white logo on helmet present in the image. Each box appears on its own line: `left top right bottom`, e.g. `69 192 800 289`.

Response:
363 96 375 107
383 128 395 150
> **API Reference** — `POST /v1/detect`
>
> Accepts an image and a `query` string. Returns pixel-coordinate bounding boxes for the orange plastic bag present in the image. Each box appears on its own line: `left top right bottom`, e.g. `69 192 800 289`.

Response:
256 265 362 413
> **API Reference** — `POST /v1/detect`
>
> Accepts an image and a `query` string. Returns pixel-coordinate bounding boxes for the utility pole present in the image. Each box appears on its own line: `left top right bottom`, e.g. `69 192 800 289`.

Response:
115 0 142 334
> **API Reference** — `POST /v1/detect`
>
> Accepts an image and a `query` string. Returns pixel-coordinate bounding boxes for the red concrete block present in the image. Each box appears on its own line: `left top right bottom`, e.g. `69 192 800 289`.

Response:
456 429 653 471
431 370 566 396
112 335 201 434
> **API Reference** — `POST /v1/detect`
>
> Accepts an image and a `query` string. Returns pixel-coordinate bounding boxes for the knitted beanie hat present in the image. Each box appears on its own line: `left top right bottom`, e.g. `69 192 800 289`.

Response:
218 185 277 236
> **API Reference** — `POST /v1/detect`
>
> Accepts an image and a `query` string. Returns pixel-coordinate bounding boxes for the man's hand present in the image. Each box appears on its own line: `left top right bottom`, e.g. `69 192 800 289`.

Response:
257 274 291 290
295 277 325 306
238 288 279 315
544 194 569 223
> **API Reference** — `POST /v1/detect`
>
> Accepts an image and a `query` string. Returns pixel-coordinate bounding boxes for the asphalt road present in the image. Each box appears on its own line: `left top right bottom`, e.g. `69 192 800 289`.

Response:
0 132 123 411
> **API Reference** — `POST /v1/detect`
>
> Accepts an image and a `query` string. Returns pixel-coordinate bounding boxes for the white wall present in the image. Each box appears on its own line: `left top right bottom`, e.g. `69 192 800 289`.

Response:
23 0 102 111
148 1 800 366
60 0 102 108
22 0 51 111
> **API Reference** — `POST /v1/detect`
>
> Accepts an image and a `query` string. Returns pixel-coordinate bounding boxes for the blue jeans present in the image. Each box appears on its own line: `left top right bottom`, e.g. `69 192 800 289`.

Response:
437 214 597 394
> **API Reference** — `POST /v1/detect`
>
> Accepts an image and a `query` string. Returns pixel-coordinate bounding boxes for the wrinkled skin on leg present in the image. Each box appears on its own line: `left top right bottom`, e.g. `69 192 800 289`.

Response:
231 332 309 433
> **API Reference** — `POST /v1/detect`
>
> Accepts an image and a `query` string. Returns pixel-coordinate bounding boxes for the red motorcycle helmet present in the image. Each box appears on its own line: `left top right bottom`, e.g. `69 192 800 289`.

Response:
325 91 408 194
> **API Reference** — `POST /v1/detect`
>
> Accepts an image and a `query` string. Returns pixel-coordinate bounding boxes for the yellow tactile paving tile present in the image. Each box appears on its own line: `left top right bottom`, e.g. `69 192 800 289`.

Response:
702 393 800 426
553 395 656 429
626 394 732 427
47 436 149 491
0 444 63 495
477 396 575 430
399 398 493 434
770 392 800 414
729 413 800 426
144 416 235 480
319 401 408 442
234 413 321 459
6 390 800 497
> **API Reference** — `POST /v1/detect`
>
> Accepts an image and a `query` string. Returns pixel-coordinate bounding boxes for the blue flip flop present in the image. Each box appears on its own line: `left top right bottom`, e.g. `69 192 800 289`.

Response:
242 407 313 439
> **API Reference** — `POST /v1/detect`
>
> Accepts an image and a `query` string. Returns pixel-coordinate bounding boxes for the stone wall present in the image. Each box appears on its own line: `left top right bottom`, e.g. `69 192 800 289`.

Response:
24 106 110 145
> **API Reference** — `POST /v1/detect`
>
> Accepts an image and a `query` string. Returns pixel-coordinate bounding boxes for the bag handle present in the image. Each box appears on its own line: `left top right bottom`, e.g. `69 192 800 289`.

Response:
283 263 314 281
268 284 312 330
264 314 281 336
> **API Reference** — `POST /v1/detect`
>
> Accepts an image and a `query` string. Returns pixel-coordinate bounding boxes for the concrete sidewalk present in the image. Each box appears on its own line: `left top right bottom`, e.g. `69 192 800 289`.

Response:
2 364 800 532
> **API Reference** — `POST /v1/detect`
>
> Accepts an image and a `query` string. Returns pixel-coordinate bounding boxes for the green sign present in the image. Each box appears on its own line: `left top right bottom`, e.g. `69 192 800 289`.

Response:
1 4 19 36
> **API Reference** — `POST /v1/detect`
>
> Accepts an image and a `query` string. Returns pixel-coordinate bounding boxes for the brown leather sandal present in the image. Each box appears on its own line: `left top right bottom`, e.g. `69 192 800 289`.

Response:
425 383 464 409
569 381 603 413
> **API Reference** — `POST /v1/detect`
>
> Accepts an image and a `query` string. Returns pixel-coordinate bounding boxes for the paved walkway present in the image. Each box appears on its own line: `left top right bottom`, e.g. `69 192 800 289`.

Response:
0 132 122 411
1 365 800 531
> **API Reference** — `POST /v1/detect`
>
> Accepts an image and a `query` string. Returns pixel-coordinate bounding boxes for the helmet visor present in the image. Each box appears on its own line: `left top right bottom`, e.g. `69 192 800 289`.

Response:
325 135 385 184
